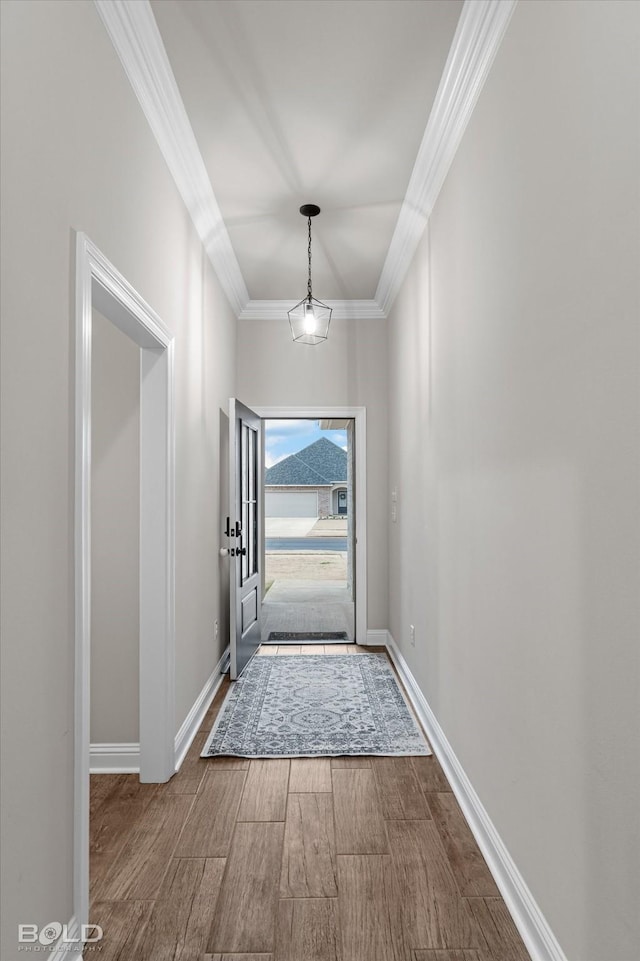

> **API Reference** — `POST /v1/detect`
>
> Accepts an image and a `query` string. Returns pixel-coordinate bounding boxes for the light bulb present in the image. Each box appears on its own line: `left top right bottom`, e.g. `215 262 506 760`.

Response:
303 302 317 335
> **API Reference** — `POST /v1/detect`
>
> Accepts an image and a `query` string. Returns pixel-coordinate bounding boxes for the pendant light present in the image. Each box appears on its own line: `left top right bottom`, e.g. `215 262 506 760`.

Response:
288 204 332 345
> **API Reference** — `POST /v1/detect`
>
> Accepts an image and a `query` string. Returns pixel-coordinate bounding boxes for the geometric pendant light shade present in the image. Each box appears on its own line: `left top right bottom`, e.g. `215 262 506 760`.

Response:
288 204 332 345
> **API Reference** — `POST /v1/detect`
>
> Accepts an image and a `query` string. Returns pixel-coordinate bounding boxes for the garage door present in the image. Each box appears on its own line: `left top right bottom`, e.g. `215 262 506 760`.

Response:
265 491 318 518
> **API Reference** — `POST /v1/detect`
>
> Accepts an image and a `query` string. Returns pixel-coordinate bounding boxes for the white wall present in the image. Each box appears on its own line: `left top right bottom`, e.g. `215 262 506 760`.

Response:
237 317 389 630
387 2 640 959
0 2 236 956
90 309 140 745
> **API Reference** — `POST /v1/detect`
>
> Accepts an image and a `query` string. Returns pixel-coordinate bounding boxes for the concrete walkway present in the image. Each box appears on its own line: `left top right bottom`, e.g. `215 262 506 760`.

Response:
262 518 353 639
261 578 354 641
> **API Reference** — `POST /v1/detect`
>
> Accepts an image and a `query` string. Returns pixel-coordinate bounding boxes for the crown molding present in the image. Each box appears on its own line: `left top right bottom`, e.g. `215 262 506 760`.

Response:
375 0 517 316
94 0 249 316
238 299 386 322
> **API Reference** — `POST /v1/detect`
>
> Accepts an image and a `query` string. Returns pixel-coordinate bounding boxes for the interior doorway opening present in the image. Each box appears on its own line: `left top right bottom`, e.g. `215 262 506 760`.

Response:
90 309 141 762
74 233 175 932
261 417 355 643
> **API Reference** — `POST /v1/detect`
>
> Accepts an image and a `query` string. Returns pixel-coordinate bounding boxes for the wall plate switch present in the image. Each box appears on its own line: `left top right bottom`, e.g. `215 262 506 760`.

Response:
214 620 219 640
410 624 415 647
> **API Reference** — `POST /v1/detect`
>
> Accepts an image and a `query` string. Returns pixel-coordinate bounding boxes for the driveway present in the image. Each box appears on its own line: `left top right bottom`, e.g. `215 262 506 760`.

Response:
265 516 348 537
265 517 317 537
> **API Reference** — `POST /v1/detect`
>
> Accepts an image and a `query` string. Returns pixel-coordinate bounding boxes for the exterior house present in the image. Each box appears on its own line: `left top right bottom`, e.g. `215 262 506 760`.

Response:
265 437 348 518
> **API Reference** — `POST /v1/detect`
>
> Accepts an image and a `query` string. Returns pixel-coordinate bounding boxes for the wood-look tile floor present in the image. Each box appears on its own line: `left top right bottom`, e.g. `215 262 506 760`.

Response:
90 645 531 961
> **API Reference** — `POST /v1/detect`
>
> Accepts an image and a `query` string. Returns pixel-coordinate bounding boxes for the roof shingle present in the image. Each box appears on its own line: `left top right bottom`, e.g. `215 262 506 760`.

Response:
265 437 347 486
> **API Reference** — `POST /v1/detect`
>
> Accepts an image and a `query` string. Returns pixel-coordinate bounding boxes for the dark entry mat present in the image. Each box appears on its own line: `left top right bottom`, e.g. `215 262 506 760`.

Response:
267 631 349 642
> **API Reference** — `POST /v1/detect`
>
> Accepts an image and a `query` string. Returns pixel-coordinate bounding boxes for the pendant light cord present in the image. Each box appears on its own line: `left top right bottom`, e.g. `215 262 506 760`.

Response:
307 216 313 300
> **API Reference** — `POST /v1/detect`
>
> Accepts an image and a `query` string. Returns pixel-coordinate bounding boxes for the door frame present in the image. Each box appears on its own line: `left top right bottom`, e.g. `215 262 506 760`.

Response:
255 406 367 643
74 232 176 930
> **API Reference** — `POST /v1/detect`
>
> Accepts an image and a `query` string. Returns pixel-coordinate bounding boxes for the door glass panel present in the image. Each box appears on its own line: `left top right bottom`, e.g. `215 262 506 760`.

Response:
241 424 259 585
248 501 255 577
248 427 258 577
241 425 249 583
248 424 255 501
241 424 248 500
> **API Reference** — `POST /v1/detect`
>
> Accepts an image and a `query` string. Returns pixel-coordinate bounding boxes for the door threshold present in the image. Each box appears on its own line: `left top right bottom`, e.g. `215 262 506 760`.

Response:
264 632 352 644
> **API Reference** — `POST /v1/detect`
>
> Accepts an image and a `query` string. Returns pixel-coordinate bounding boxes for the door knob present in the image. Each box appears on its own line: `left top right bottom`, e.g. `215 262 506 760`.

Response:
219 548 229 557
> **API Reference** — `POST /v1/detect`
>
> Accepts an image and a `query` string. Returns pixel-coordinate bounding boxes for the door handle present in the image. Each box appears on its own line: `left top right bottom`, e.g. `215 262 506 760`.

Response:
235 521 242 537
225 517 231 538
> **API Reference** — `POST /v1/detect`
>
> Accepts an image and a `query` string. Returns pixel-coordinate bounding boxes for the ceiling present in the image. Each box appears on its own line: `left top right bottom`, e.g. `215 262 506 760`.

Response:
97 0 515 317
149 0 463 303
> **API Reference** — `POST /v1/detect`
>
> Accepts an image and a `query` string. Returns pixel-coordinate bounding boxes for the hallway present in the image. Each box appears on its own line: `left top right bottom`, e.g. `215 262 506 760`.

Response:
90 648 530 960
3 3 638 959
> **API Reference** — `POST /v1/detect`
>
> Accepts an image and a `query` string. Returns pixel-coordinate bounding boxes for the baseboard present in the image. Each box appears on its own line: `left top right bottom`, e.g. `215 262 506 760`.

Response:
385 631 568 961
365 628 389 646
88 646 229 777
89 742 140 774
45 915 84 961
174 644 230 771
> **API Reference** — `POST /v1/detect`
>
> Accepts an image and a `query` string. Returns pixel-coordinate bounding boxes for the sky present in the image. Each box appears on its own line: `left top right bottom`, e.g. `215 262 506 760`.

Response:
265 419 348 469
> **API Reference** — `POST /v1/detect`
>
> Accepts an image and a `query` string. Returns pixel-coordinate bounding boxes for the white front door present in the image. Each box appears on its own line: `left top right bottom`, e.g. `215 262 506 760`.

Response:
228 399 263 679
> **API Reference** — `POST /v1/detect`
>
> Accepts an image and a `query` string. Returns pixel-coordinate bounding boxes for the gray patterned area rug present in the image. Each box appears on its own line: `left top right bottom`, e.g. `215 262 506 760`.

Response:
201 653 431 758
